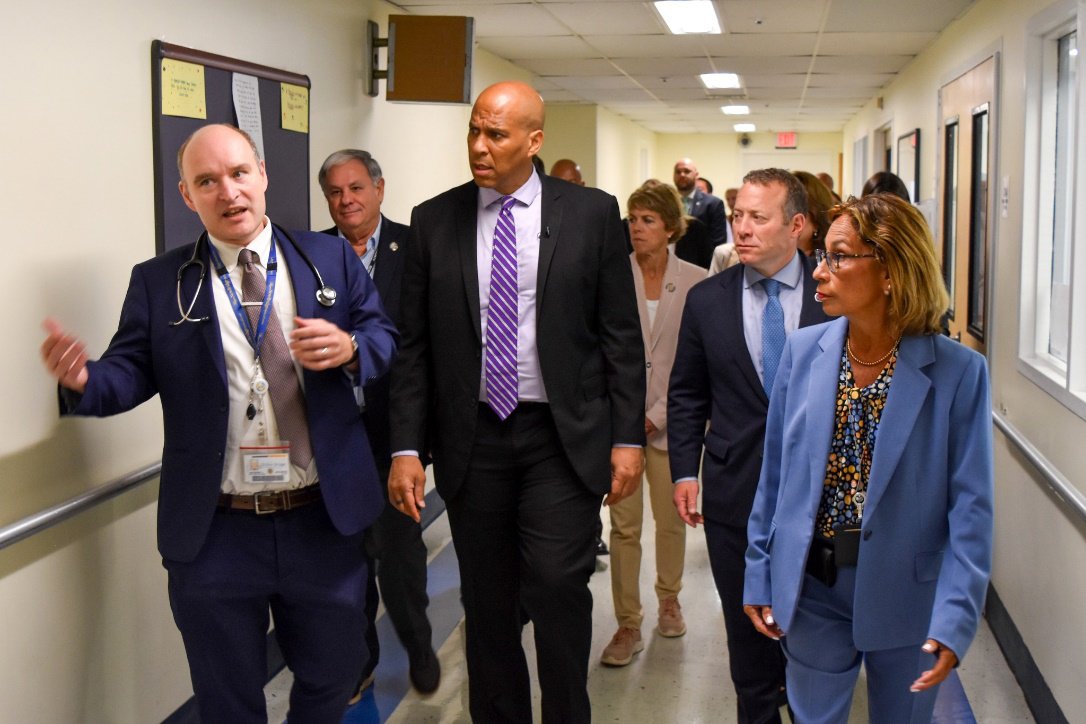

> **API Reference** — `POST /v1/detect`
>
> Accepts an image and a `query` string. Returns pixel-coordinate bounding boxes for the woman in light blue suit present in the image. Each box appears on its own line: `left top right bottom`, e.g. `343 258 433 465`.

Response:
743 194 994 723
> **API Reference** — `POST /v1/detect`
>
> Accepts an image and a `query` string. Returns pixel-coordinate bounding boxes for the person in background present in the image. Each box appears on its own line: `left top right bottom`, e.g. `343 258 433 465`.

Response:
696 177 714 195
862 170 911 202
387 81 645 724
40 124 397 722
669 168 830 724
550 158 585 186
318 149 441 699
794 170 836 256
673 157 729 249
818 172 842 202
601 183 706 667
744 193 993 722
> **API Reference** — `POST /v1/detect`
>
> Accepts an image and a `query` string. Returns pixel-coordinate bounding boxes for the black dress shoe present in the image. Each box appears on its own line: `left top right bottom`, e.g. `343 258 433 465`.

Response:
596 536 609 556
408 647 441 694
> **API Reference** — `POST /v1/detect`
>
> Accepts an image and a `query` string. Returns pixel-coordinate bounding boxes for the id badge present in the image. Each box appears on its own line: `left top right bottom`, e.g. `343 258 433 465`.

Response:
832 526 861 567
241 442 292 485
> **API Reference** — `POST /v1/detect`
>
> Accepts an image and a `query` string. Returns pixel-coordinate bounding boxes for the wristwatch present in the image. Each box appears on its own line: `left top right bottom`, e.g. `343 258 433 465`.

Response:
348 333 359 363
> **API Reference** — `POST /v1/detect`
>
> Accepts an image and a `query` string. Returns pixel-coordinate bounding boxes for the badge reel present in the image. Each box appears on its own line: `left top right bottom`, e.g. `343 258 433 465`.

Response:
832 490 864 567
241 365 292 486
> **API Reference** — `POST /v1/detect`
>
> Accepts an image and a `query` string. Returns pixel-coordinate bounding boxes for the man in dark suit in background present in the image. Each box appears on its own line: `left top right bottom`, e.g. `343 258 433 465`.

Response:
40 124 397 722
668 168 830 724
388 81 646 724
318 149 440 698
674 157 729 246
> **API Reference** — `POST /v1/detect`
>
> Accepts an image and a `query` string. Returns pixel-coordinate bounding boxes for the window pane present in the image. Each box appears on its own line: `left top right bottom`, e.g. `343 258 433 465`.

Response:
943 122 959 316
1049 30 1076 362
968 108 989 340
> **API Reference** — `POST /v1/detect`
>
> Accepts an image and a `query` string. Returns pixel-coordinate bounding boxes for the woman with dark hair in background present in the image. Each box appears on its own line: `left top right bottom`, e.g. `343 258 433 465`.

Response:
744 194 993 722
794 170 836 256
862 170 911 202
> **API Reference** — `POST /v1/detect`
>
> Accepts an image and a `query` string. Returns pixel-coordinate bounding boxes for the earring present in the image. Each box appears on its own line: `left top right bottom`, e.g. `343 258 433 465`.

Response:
885 285 891 296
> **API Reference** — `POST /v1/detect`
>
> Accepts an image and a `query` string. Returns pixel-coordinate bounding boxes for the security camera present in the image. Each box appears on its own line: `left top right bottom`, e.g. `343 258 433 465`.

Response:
739 134 751 147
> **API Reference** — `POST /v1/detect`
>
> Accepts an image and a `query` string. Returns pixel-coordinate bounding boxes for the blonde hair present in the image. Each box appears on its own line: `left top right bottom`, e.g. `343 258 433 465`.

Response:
628 181 687 240
829 194 949 335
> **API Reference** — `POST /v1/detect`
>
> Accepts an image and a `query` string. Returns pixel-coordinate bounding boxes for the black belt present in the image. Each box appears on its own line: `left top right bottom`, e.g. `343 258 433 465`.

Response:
217 484 321 515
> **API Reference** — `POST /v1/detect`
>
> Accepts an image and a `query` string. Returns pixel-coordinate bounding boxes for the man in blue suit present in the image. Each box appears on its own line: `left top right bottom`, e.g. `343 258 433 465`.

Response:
40 124 397 723
318 148 440 697
668 169 830 723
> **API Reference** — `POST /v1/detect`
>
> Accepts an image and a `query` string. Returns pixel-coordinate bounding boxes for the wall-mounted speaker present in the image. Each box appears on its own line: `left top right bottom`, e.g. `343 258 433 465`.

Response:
739 134 751 147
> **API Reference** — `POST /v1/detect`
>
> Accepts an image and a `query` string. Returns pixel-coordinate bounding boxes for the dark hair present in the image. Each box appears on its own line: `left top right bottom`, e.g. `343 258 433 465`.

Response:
793 170 836 250
742 168 808 221
318 149 383 191
698 177 714 193
862 171 910 202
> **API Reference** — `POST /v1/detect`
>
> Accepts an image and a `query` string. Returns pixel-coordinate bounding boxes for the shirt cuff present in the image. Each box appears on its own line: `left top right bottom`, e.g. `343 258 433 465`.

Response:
674 476 698 485
391 450 420 458
613 443 643 449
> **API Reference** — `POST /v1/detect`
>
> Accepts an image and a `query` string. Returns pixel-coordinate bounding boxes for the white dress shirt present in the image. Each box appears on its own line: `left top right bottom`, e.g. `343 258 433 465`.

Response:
741 252 805 388
209 218 318 493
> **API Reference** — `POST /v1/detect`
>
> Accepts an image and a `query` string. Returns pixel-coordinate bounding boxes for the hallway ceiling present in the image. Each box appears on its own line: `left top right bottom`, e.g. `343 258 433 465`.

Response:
389 0 978 133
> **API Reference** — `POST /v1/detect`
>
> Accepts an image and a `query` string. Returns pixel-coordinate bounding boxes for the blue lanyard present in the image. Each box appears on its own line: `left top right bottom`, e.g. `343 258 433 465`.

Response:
207 238 278 355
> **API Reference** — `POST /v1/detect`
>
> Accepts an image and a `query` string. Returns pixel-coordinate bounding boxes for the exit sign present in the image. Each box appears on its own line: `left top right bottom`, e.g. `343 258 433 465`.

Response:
776 132 797 149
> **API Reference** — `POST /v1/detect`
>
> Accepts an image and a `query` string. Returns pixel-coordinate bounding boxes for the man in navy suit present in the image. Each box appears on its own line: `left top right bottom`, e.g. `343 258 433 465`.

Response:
40 124 397 723
318 149 440 697
668 168 830 724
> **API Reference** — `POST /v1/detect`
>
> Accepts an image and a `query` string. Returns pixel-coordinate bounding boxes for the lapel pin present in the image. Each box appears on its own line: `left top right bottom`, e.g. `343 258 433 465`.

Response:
666 282 676 292
389 242 399 252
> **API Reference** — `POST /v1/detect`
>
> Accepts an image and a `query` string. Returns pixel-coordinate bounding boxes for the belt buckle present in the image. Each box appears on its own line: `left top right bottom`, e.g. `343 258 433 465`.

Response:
253 491 280 515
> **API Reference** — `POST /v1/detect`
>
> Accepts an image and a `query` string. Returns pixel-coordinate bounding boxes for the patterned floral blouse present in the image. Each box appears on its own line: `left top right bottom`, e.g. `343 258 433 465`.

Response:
815 344 898 539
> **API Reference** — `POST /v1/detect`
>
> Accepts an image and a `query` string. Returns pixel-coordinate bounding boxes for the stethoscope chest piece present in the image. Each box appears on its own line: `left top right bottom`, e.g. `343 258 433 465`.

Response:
316 286 337 308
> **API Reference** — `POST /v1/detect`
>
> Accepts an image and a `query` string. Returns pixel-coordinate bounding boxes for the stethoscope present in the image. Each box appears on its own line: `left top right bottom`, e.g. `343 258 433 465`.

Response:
171 224 336 326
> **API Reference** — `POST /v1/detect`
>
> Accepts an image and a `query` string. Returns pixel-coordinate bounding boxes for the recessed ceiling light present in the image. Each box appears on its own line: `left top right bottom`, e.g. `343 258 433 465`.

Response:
699 73 741 89
722 105 750 115
654 1 722 35
734 123 756 132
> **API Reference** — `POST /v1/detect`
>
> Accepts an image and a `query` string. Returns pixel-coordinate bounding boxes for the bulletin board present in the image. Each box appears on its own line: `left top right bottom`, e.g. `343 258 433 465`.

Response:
151 41 311 254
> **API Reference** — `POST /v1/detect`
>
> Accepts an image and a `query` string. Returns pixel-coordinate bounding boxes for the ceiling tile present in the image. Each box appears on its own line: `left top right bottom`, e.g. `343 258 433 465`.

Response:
404 3 568 37
824 0 976 33
542 2 663 35
479 35 599 60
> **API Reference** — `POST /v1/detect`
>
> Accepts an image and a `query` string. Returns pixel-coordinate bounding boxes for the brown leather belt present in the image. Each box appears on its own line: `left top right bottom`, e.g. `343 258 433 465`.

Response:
218 484 321 515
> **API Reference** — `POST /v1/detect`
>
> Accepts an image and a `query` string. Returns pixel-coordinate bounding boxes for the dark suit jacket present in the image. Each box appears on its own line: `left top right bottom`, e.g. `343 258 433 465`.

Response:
667 253 829 526
673 216 713 269
389 175 646 500
687 189 728 248
62 228 398 562
320 216 408 470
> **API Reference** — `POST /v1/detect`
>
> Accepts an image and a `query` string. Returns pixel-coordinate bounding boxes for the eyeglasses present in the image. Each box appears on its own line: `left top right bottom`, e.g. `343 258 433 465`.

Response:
814 248 881 274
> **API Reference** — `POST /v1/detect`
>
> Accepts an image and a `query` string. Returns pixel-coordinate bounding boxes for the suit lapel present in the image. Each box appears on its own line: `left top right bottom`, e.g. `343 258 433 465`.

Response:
649 251 681 350
536 177 562 318
806 319 847 503
863 335 934 520
723 269 766 400
798 254 827 326
630 255 652 348
456 184 483 343
373 216 400 300
185 238 228 389
276 227 317 321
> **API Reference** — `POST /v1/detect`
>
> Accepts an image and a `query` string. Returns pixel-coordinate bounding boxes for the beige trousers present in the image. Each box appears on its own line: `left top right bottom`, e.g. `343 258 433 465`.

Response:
608 445 687 629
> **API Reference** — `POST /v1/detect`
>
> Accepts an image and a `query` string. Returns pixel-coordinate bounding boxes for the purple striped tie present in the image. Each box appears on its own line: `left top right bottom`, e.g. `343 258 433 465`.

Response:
486 195 519 420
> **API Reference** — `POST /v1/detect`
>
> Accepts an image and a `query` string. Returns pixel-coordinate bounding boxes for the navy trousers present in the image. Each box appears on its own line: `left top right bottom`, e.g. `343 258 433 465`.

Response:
164 502 369 724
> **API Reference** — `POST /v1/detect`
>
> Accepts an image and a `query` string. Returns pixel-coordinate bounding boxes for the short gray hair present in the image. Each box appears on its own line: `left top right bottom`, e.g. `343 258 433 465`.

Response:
742 168 808 222
318 149 383 192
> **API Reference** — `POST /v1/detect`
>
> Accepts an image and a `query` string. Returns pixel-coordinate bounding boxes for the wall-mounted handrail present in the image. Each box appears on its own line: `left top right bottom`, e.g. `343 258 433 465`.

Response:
993 410 1086 522
0 462 160 553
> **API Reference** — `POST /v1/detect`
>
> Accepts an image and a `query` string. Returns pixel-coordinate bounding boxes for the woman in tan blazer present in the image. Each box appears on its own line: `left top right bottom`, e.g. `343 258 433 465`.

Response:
601 182 707 666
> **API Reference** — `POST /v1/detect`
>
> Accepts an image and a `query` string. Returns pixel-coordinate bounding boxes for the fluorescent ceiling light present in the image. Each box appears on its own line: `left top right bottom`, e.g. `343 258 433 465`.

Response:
654 1 721 35
734 123 756 132
722 105 750 115
700 73 741 89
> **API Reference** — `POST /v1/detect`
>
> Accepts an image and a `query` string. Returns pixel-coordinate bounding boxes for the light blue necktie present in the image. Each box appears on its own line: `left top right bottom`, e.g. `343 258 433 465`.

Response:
761 278 785 397
485 196 519 419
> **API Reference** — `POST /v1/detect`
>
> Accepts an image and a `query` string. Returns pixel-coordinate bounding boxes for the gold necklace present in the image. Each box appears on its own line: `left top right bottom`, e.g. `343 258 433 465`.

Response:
846 336 901 367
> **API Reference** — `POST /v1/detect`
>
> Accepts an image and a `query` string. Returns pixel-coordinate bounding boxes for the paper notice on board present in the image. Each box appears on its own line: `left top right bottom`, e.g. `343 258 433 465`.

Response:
281 83 309 133
232 73 265 161
161 59 206 119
